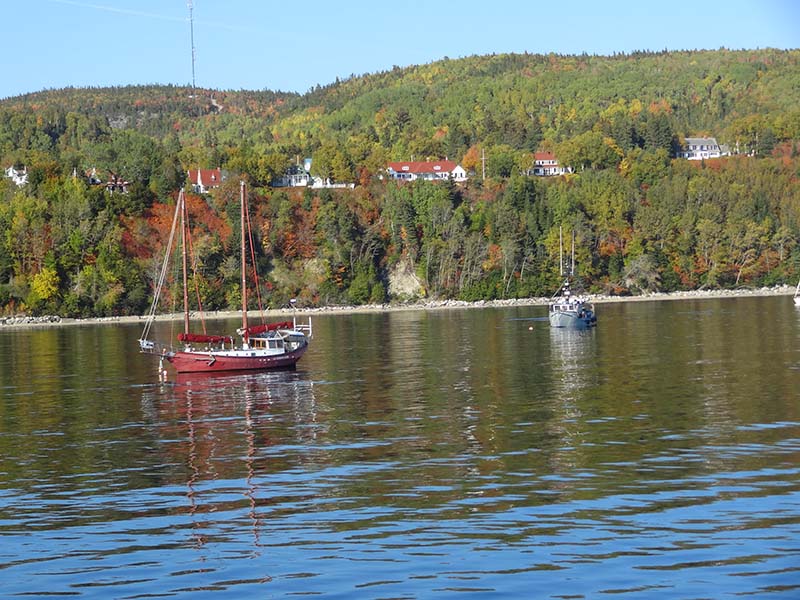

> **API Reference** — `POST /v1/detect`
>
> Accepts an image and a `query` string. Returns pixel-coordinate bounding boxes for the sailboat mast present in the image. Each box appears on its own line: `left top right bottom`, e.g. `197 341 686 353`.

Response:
181 190 190 335
240 181 248 334
559 226 564 276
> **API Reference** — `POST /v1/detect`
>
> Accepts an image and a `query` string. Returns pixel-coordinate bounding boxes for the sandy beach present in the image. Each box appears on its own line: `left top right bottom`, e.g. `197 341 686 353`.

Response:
1 285 796 330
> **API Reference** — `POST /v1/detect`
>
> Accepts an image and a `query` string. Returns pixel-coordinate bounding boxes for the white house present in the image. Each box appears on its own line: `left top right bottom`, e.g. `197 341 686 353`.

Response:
274 164 314 187
528 152 571 176
4 166 28 186
273 159 355 189
187 168 226 193
679 137 728 160
386 160 467 182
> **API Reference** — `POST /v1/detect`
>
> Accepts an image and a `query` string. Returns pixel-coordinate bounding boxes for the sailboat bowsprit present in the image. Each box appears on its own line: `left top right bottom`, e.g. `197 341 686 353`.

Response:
138 182 312 374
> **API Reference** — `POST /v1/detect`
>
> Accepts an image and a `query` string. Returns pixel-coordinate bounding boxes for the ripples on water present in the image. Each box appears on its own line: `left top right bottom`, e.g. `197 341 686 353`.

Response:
0 297 799 598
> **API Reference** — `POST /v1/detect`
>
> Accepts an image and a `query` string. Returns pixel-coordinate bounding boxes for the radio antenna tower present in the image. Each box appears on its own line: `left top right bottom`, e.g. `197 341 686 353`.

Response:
187 0 196 90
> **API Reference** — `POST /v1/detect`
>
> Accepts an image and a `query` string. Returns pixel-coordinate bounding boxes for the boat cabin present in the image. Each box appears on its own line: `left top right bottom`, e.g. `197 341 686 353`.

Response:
248 332 285 351
246 329 308 353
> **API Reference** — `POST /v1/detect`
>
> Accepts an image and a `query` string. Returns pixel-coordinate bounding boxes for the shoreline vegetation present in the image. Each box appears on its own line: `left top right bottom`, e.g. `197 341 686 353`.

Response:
1 285 796 330
2 53 800 323
1 53 799 323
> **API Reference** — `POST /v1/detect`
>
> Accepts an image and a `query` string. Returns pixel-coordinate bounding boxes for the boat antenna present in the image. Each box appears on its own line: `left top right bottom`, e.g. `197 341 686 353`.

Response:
187 0 196 91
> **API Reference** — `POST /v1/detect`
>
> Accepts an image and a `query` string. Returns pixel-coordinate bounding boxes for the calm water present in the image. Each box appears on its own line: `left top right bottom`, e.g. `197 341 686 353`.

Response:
1 296 799 598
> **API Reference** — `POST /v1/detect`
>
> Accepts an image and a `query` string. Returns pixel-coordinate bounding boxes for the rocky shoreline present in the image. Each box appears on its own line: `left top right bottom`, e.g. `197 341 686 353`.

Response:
0 285 796 330
0 314 62 326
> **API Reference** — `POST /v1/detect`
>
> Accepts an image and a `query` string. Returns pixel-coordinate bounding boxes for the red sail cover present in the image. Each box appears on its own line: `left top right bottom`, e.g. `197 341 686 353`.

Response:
245 321 293 337
178 333 234 344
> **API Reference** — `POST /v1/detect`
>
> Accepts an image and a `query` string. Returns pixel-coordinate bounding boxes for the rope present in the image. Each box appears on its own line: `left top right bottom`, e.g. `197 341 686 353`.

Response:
184 207 207 335
141 193 182 342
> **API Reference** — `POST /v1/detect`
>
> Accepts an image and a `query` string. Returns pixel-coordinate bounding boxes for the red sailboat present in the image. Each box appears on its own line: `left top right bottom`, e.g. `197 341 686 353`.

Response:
139 182 311 374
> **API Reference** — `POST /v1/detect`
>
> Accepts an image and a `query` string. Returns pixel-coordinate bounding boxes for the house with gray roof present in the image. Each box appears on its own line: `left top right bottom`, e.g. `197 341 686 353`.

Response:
679 137 729 160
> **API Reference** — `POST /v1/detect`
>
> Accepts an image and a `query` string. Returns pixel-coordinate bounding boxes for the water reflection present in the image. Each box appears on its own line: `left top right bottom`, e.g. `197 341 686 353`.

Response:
548 327 596 403
541 327 597 485
1 299 800 598
139 370 318 551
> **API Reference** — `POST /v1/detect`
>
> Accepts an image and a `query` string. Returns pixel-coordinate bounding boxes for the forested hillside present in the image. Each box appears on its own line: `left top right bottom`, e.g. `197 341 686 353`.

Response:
1 49 799 317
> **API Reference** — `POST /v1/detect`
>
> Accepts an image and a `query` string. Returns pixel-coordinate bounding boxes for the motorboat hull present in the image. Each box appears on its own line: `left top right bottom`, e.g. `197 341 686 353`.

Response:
549 309 596 329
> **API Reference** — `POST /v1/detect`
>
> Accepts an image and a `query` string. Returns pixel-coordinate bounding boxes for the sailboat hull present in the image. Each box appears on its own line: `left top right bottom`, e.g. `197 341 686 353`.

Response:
165 344 308 374
139 185 313 377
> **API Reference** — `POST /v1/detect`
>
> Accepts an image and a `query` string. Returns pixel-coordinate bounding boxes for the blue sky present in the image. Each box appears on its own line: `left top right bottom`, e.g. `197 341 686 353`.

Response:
3 0 799 100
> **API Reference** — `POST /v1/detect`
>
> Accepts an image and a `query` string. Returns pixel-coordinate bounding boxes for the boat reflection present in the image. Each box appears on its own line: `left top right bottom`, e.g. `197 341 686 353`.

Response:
544 327 598 478
138 368 318 549
549 327 597 403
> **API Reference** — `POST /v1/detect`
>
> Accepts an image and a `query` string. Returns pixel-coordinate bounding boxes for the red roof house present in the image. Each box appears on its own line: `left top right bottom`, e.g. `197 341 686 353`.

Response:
187 168 225 193
386 160 467 182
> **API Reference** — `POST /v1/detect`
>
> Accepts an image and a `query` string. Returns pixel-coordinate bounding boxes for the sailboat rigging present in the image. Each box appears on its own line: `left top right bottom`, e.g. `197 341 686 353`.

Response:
139 182 312 374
